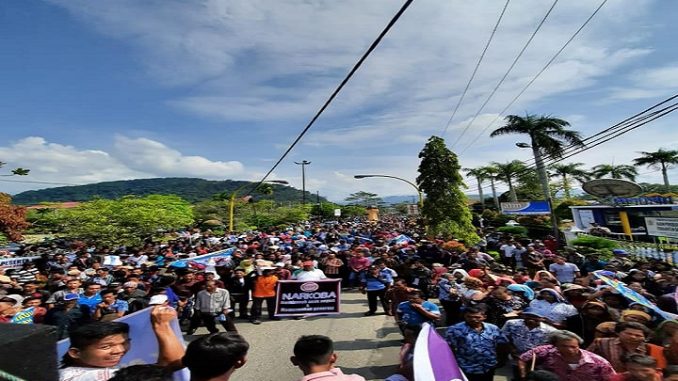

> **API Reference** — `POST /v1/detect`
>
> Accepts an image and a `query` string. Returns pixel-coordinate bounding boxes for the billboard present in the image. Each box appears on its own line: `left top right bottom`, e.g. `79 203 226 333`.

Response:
645 217 678 239
500 200 551 215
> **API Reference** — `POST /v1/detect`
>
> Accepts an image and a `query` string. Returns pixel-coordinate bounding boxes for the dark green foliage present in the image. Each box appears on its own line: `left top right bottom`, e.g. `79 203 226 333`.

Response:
570 235 617 250
417 136 479 244
12 178 322 205
496 226 528 236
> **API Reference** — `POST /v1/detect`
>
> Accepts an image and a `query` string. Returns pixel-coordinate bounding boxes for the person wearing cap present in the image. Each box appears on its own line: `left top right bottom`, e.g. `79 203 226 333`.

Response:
620 310 652 325
226 269 251 320
292 260 327 281
0 294 24 323
47 278 83 309
587 321 667 373
44 292 90 339
250 267 279 324
501 309 557 380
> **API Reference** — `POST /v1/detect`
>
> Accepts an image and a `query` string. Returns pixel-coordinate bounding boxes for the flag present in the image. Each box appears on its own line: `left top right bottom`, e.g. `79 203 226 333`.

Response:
391 234 412 245
10 307 34 324
414 323 467 381
593 271 675 320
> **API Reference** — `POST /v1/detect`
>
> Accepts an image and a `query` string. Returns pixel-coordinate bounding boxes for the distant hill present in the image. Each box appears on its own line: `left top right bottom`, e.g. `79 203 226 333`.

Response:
381 195 420 205
12 178 324 205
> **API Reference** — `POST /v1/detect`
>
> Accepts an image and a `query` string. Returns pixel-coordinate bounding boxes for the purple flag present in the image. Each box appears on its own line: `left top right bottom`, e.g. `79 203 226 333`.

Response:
414 323 467 381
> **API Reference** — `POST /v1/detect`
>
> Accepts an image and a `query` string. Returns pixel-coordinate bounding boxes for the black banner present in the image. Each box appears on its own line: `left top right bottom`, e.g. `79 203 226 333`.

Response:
274 279 341 316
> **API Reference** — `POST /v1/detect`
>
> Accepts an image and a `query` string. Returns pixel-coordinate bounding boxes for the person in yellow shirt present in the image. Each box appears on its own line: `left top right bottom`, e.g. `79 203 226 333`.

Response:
250 268 279 324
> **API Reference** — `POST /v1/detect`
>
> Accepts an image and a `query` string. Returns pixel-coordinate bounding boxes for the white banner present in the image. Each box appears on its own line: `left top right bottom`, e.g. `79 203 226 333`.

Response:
0 256 41 269
645 217 678 239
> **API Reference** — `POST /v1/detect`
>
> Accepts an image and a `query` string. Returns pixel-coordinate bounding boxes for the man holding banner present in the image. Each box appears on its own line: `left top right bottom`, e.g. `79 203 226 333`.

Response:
59 305 185 381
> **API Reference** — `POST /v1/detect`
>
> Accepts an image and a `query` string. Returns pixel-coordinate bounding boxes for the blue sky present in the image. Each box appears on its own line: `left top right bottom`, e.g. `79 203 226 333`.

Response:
2 0 677 201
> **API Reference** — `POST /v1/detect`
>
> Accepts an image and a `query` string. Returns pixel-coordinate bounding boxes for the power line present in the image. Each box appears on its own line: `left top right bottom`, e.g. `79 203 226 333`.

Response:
470 94 678 192
449 0 559 149
244 0 414 196
441 0 511 137
458 0 609 155
0 178 81 186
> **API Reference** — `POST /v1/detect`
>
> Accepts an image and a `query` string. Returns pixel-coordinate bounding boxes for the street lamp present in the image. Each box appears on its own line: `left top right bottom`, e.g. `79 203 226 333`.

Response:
229 180 289 232
516 142 559 238
353 174 423 208
294 160 311 205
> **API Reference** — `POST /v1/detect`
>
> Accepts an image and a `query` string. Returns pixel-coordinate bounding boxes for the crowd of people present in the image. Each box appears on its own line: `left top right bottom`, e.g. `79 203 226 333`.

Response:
1 217 677 381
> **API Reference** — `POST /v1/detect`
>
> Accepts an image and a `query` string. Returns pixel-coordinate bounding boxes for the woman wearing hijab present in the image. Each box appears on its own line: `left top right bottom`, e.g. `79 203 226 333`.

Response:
484 285 527 326
565 300 615 346
528 288 578 327
461 277 492 306
507 284 535 304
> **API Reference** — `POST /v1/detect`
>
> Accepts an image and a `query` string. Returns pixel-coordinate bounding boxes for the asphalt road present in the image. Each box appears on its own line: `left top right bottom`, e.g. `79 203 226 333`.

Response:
188 290 403 381
186 291 512 381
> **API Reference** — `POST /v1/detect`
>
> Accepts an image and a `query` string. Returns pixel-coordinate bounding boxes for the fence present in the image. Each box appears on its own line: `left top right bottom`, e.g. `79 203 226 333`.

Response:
573 233 678 267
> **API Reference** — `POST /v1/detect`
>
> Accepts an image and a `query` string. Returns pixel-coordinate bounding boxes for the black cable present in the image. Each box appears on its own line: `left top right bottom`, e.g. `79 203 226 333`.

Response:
458 0 609 155
244 0 414 196
441 0 511 137
450 0 559 149
0 178 80 186
471 96 678 192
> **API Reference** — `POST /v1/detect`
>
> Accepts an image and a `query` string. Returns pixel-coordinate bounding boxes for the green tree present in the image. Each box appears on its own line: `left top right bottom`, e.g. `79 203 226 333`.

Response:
490 114 584 200
0 193 29 242
592 164 638 181
54 195 194 246
417 136 479 244
344 191 382 207
633 148 678 191
491 161 527 202
464 167 488 210
0 161 30 177
549 162 590 198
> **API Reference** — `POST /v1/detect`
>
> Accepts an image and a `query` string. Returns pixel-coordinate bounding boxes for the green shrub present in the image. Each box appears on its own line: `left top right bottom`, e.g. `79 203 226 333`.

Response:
496 226 529 236
570 235 617 250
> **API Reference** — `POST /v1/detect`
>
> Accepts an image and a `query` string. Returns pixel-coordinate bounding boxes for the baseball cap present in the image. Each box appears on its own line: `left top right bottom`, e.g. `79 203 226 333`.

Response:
149 294 168 305
0 294 24 305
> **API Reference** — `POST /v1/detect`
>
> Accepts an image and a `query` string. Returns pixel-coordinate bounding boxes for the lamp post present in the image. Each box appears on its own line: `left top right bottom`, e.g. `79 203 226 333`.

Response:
229 180 288 232
516 142 559 238
294 160 311 205
353 174 423 208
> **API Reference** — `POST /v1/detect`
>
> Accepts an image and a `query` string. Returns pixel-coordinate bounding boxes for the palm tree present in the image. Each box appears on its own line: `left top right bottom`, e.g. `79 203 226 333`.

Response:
490 114 584 200
464 167 488 210
592 164 638 181
480 165 501 209
549 162 590 199
492 161 527 202
633 148 678 191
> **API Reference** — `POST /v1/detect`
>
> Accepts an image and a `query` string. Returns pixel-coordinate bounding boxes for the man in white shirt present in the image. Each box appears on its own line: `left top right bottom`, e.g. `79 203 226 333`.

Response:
292 261 327 281
499 241 517 266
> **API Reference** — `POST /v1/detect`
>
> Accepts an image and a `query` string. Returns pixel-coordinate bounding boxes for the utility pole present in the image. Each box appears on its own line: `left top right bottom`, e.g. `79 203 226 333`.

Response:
294 160 311 205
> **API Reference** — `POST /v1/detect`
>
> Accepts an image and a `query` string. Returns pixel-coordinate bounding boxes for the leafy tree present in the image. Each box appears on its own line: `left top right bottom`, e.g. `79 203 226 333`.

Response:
344 191 382 207
490 114 584 200
0 161 30 177
592 164 638 181
417 136 479 244
464 167 488 210
633 148 678 191
549 162 590 198
0 193 29 242
637 182 678 195
491 161 527 202
53 195 194 246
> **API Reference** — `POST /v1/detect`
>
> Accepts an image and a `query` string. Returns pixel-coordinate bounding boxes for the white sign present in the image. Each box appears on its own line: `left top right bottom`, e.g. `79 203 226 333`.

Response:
333 209 341 217
645 217 678 239
578 209 596 229
407 204 419 216
0 256 41 269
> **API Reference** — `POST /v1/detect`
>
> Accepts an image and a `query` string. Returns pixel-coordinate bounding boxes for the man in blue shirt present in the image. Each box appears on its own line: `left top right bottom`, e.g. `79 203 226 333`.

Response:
445 306 509 381
397 290 440 327
78 282 103 317
360 265 392 316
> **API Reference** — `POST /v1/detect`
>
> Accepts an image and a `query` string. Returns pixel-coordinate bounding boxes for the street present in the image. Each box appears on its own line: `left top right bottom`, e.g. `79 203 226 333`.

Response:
189 291 403 381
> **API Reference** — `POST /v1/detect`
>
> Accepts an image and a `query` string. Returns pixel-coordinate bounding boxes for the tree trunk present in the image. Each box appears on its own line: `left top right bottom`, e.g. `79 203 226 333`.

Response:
490 178 500 209
532 145 551 200
662 162 670 191
476 177 485 210
507 176 517 202
562 173 571 199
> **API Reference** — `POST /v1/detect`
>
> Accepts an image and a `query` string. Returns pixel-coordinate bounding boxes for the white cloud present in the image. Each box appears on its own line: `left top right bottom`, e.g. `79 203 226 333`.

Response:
0 136 245 195
607 62 678 100
113 136 243 178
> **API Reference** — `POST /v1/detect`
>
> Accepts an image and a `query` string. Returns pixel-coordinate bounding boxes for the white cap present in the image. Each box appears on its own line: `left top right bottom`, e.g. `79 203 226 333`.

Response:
149 294 168 305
